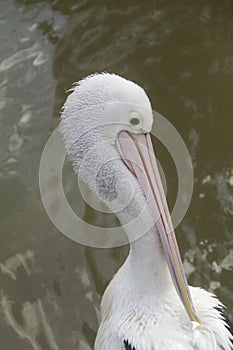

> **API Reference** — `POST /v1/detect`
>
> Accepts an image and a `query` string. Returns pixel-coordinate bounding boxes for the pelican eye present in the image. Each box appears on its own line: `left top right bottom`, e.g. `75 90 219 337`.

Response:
130 117 140 126
129 111 142 130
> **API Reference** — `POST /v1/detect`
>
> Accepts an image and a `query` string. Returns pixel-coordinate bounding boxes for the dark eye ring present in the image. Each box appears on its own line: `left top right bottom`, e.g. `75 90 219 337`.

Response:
130 117 140 126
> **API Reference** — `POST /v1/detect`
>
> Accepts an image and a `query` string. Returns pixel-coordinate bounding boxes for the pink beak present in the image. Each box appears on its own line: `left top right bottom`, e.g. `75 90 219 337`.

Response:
118 131 200 324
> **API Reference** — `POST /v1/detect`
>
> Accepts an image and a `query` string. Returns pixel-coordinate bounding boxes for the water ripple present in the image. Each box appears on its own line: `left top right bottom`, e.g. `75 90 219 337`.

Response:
0 42 47 72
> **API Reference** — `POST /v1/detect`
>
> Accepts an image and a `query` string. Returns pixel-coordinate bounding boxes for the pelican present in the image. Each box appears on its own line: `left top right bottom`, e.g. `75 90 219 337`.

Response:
60 73 233 350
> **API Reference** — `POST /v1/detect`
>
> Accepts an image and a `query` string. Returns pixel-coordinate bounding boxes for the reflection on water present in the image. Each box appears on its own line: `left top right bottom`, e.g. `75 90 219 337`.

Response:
0 0 233 348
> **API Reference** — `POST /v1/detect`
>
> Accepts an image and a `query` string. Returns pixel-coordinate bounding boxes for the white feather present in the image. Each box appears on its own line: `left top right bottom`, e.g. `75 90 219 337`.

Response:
96 254 232 350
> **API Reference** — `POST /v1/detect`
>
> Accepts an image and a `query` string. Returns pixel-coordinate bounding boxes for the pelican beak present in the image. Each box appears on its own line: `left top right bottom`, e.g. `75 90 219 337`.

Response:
117 131 200 324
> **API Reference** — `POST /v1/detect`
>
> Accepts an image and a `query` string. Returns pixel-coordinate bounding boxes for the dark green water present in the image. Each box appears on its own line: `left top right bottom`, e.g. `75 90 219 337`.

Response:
0 1 233 349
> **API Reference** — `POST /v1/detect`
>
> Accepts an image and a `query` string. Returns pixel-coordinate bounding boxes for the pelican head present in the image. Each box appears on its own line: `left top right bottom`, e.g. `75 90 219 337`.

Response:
59 73 233 350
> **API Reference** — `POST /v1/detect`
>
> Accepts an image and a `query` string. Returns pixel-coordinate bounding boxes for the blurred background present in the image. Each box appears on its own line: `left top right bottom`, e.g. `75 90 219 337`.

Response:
0 0 233 349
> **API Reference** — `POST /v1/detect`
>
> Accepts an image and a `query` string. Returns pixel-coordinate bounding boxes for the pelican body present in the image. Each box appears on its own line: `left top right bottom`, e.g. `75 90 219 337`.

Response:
60 73 233 350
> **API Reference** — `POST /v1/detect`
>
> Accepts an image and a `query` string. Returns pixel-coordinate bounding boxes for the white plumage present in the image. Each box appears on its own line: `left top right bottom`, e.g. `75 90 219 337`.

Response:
96 246 230 350
60 73 233 350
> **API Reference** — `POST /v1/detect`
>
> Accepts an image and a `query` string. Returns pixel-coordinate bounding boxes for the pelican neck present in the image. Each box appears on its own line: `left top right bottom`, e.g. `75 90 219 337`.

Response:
125 227 174 295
